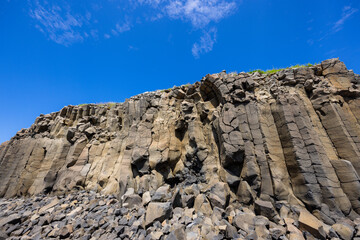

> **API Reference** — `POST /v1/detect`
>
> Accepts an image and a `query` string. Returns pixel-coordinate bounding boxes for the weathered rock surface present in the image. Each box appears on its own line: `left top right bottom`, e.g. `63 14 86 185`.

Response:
1 58 360 239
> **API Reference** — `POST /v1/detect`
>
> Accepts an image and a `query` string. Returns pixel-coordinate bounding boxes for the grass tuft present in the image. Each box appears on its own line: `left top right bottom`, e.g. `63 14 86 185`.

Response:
248 62 316 75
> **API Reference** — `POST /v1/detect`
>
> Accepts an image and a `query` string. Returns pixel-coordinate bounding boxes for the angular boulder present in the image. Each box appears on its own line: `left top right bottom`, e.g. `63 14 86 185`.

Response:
145 202 172 227
332 222 355 240
298 210 326 240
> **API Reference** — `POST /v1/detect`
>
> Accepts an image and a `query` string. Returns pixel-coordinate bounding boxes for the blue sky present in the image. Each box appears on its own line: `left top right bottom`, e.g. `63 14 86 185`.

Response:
0 0 359 143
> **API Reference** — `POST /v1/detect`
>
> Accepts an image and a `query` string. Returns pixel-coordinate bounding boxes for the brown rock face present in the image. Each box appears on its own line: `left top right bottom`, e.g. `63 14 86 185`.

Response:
1 58 360 224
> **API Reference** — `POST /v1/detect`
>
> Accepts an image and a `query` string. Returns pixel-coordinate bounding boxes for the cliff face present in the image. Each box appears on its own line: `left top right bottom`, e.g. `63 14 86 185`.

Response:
1 58 360 223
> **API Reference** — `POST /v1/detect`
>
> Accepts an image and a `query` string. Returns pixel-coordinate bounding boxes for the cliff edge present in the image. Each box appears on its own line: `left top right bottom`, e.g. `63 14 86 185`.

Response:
1 58 360 239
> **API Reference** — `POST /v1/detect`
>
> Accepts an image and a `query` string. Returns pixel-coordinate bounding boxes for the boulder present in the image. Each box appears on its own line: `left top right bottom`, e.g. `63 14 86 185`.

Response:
165 227 186 240
142 191 151 206
207 182 230 209
59 225 72 239
123 194 142 209
332 223 355 240
298 210 326 240
269 223 286 239
194 194 213 216
254 199 278 221
233 212 255 232
237 181 254 204
38 198 59 214
0 214 21 226
152 185 171 202
145 202 172 227
84 126 96 137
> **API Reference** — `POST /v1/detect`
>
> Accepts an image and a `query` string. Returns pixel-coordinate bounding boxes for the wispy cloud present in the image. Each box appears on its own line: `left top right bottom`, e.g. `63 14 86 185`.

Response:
128 45 139 51
90 29 98 40
332 6 358 32
134 0 237 28
134 0 165 7
27 0 237 57
315 5 358 43
29 0 85 46
115 21 132 34
135 0 236 28
192 28 216 58
136 0 236 57
165 0 236 28
110 20 132 37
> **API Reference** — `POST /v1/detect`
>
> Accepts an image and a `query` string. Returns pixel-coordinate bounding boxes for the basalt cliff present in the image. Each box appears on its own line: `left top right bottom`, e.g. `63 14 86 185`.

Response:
1 58 360 239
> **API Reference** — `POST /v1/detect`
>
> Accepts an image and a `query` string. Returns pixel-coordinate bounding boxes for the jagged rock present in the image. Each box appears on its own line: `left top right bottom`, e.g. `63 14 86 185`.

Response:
180 184 199 208
332 222 355 240
165 227 186 240
142 191 151 206
255 224 270 239
122 194 142 209
298 210 326 240
194 194 213 216
237 181 254 204
59 225 72 239
0 214 21 226
84 127 96 138
269 223 286 239
38 198 59 214
151 185 171 202
207 182 230 209
145 202 172 227
224 222 240 239
254 199 279 223
233 212 255 232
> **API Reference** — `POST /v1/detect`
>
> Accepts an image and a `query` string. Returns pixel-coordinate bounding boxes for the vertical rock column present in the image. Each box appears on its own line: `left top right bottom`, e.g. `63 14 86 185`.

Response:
273 90 352 217
272 94 323 209
0 138 36 197
316 101 360 175
257 100 297 203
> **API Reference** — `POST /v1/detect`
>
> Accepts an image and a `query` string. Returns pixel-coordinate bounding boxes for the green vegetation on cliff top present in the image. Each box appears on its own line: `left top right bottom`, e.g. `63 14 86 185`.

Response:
248 63 315 75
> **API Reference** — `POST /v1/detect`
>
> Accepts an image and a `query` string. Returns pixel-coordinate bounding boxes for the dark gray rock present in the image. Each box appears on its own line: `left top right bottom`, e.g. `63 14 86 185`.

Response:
254 199 278 222
165 226 185 240
151 185 171 202
122 194 142 209
0 213 21 226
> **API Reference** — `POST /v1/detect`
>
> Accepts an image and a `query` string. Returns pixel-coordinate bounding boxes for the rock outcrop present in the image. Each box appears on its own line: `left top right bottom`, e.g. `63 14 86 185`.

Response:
1 58 360 239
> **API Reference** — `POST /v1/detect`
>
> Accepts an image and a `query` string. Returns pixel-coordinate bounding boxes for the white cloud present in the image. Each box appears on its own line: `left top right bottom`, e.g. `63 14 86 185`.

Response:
192 28 216 58
135 0 165 7
27 0 237 57
165 0 236 28
136 0 236 28
333 6 358 32
116 21 132 33
90 29 98 39
29 0 84 46
136 0 236 57
111 20 132 36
